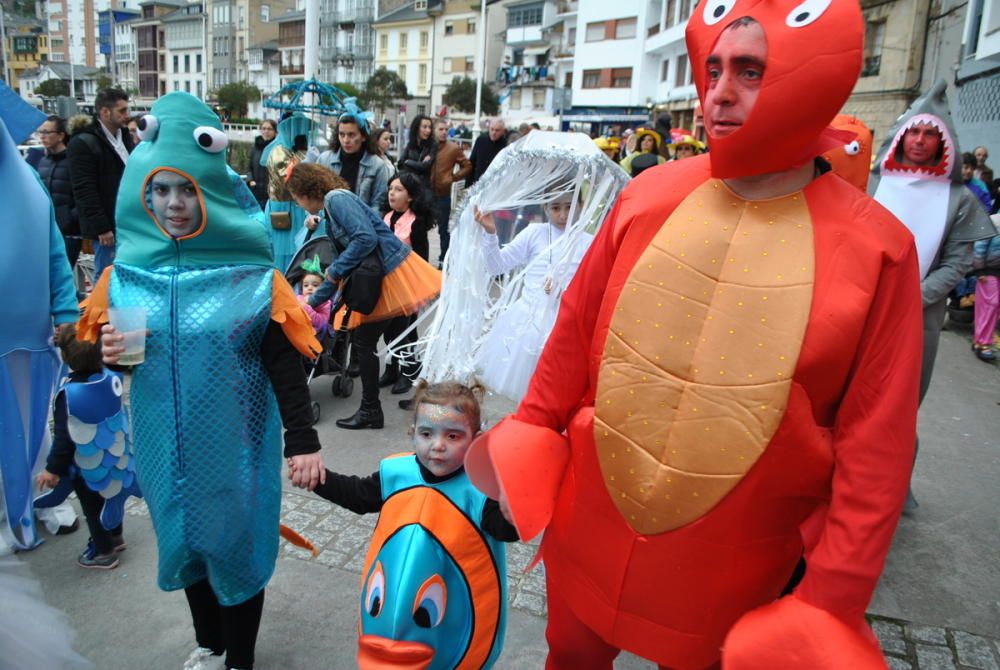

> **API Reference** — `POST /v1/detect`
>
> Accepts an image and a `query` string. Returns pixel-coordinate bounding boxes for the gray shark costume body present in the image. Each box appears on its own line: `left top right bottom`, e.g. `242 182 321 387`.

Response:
870 80 993 504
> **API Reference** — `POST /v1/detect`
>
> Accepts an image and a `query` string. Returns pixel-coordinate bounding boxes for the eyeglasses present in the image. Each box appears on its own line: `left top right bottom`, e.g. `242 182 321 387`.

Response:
38 130 59 135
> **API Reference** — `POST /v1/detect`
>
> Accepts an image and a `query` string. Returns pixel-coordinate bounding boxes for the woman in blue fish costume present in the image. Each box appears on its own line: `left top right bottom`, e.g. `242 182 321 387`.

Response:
261 113 313 271
0 82 80 553
79 92 326 670
288 381 517 669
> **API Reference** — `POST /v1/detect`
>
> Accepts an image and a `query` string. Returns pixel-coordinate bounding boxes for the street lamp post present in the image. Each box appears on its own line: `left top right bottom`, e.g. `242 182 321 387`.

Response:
473 0 488 136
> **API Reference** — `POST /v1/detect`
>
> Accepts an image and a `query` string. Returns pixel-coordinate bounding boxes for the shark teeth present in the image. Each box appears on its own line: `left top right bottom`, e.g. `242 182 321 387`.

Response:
882 112 954 178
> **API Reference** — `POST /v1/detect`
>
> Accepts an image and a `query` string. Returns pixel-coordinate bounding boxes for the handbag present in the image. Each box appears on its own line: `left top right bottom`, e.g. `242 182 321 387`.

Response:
270 211 291 230
341 246 384 315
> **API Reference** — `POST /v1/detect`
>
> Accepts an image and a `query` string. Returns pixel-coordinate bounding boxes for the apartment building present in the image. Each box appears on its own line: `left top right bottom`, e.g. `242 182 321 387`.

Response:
277 9 304 84
429 0 505 117
19 62 101 105
208 0 291 91
318 0 376 87
133 0 187 102
162 1 207 99
98 7 140 87
951 0 999 154
3 13 50 92
373 0 436 118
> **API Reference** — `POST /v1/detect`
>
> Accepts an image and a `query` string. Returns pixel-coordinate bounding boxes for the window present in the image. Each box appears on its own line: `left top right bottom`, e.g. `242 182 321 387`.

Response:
196 54 202 72
674 54 687 87
614 17 637 39
444 21 453 35
585 21 604 42
238 5 245 28
862 19 885 77
467 18 475 33
398 63 407 80
197 80 202 98
417 104 426 115
611 67 632 88
174 80 180 91
173 54 179 72
533 88 546 108
661 58 669 81
564 71 572 87
419 31 428 49
508 2 543 27
415 0 427 9
465 56 474 73
679 0 692 20
380 33 388 50
399 33 408 50
185 80 191 93
185 54 191 72
261 4 269 22
582 69 600 88
419 63 427 85
510 88 521 109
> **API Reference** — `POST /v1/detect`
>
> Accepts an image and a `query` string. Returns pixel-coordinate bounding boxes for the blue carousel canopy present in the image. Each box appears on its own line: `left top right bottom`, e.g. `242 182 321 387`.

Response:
263 79 353 115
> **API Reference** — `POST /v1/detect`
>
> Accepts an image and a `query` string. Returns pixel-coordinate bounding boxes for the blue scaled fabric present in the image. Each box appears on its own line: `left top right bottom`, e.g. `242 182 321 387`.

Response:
359 454 508 670
0 82 75 551
34 369 142 530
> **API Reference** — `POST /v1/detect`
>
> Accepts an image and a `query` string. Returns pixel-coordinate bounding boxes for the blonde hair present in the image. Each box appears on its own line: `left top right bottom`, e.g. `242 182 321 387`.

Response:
410 380 486 432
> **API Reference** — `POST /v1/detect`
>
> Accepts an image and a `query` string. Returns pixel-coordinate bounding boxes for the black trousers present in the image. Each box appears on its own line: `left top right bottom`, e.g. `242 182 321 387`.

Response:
73 477 120 555
352 319 391 405
184 580 265 670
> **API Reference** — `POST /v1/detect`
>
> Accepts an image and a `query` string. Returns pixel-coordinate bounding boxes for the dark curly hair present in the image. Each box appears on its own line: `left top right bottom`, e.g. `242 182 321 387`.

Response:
286 162 349 202
387 172 436 229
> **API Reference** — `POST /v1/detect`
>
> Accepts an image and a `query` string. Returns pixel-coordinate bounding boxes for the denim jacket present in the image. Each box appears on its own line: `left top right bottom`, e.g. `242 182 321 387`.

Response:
310 189 410 307
306 147 391 212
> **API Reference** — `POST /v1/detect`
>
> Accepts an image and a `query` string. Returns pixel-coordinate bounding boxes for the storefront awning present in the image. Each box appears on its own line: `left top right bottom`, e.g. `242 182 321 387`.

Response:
523 45 551 56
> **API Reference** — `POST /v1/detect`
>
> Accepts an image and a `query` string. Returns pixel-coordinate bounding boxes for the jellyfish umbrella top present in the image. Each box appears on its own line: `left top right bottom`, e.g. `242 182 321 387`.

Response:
262 79 352 116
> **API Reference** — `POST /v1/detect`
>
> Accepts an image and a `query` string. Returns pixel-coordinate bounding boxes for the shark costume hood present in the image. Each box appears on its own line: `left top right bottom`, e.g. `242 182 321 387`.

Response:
870 80 994 279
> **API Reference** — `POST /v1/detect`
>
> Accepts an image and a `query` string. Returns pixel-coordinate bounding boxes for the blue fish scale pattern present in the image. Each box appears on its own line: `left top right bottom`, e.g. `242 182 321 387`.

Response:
110 263 282 605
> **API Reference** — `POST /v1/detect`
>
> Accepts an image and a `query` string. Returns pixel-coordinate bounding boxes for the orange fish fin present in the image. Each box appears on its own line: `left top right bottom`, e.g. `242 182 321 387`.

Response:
279 523 318 557
77 267 114 343
271 270 322 359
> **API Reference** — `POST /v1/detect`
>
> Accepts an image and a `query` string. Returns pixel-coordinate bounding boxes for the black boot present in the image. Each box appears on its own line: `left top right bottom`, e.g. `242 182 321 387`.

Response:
336 401 384 430
378 361 399 387
391 375 412 395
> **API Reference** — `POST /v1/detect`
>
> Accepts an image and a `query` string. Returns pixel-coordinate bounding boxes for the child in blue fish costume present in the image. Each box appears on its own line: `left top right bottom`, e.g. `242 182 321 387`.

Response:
0 82 80 553
35 325 141 570
289 381 517 670
78 92 326 670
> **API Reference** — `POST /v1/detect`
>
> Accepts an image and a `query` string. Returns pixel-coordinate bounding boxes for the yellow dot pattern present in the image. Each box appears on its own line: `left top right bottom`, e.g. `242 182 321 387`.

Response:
593 178 815 535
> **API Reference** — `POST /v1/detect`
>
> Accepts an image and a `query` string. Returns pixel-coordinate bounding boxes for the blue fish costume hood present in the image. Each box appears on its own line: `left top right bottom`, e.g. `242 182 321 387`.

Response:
77 92 318 604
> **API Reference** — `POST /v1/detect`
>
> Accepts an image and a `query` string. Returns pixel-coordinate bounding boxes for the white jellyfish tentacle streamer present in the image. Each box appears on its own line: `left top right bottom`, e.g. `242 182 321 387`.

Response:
384 131 629 401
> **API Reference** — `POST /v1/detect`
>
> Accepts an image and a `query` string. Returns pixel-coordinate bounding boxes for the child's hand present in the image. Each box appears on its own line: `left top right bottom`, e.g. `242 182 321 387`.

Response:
473 206 496 234
305 214 320 232
101 324 125 364
36 471 60 490
287 453 326 491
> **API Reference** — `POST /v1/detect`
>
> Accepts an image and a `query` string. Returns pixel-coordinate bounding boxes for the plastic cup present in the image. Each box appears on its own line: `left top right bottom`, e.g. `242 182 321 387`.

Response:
107 307 147 365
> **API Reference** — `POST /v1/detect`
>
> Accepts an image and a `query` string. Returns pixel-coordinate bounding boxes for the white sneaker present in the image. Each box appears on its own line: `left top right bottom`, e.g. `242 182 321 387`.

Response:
182 646 224 670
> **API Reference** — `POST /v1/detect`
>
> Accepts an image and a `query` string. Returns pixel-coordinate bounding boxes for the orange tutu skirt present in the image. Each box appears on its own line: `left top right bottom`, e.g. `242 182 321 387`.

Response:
334 251 441 329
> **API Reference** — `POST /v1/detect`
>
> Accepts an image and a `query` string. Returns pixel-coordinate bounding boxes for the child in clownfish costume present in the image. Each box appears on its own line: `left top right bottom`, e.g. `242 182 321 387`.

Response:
288 380 517 670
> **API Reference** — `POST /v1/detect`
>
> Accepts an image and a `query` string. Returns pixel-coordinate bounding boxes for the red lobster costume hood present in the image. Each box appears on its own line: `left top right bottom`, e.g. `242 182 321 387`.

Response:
467 2 922 668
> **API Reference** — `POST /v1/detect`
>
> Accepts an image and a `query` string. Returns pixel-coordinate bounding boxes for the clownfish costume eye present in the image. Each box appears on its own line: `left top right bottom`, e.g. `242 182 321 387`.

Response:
702 0 737 26
193 126 228 153
845 140 861 156
136 115 159 141
111 375 124 396
412 575 446 629
785 0 833 27
364 562 385 617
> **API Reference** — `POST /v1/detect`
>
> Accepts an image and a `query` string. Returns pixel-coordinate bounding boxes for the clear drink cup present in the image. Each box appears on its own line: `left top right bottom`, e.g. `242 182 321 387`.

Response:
107 307 147 365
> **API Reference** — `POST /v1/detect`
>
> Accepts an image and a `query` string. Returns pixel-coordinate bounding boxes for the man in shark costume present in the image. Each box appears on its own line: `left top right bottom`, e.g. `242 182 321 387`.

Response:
870 80 994 509
0 82 79 553
79 92 324 670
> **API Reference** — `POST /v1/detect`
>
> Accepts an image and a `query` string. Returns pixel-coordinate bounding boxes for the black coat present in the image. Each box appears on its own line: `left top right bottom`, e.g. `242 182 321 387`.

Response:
67 120 134 238
466 134 507 188
398 140 438 190
36 149 79 236
248 135 271 205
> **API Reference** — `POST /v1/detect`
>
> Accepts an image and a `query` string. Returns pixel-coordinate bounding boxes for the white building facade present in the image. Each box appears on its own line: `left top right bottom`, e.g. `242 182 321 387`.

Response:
162 3 208 100
429 0 505 121
373 2 435 121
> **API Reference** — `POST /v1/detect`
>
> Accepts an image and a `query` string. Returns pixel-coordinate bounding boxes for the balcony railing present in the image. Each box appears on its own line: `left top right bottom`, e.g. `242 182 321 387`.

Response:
338 4 373 23
280 63 304 76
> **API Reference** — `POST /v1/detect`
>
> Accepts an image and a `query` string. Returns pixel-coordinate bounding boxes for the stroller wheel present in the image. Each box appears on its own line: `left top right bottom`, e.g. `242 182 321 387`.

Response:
311 401 321 425
332 375 343 396
341 376 354 398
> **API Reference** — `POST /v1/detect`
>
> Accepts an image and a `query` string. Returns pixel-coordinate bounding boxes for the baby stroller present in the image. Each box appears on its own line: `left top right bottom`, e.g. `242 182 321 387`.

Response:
284 235 355 425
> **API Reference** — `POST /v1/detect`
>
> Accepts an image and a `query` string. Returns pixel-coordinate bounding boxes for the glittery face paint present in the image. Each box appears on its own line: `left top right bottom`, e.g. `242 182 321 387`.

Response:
412 403 476 477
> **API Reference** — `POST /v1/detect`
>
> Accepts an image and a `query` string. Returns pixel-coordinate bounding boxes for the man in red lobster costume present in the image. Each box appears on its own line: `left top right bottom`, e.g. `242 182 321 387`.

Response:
466 2 922 668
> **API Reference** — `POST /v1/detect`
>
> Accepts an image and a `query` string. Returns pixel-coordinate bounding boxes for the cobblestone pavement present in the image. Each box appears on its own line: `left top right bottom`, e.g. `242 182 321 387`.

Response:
123 488 1000 670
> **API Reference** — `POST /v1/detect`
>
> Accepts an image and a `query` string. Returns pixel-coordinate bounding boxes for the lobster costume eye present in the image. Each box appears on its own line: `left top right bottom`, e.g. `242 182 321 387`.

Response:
785 0 833 27
412 575 447 628
193 126 228 153
364 562 385 617
702 0 737 26
136 115 159 141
